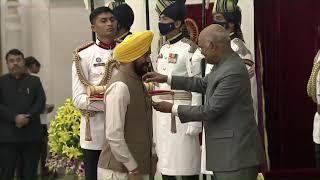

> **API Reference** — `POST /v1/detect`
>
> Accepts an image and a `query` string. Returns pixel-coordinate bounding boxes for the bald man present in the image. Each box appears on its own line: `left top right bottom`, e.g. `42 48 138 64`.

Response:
143 24 264 180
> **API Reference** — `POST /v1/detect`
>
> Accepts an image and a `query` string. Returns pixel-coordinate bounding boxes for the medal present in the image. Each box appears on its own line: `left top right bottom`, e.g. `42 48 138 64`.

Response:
93 63 105 67
96 57 102 62
168 53 178 63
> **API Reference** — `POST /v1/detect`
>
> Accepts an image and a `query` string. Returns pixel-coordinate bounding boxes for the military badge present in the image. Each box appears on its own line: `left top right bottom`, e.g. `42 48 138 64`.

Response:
168 53 178 63
96 57 102 62
93 63 106 67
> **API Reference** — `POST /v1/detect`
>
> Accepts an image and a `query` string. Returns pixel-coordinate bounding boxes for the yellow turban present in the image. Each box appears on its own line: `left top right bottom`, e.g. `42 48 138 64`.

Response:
114 30 154 63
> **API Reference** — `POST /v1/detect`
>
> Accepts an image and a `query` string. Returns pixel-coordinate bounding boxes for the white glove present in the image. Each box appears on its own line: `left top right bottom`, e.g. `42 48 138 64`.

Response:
186 122 202 136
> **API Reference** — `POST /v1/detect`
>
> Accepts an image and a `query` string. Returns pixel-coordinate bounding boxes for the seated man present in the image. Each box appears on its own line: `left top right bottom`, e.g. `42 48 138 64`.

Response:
97 30 156 180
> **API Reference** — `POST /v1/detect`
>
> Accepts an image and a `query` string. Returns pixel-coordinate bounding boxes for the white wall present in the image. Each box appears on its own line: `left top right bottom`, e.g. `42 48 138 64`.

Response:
48 4 91 109
238 0 255 58
1 0 23 74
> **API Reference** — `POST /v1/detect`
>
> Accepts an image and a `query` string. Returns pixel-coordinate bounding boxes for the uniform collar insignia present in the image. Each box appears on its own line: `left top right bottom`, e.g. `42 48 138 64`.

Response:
166 32 184 45
96 39 116 50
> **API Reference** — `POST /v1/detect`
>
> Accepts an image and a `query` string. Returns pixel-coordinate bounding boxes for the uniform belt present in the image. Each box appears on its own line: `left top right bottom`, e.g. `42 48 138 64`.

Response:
158 91 192 100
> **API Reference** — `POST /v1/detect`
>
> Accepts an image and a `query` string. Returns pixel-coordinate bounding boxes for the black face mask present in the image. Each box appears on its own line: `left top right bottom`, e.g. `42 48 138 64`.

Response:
158 22 175 36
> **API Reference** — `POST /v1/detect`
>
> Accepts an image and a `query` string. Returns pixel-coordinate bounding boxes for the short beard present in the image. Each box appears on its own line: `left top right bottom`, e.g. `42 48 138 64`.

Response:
134 62 148 77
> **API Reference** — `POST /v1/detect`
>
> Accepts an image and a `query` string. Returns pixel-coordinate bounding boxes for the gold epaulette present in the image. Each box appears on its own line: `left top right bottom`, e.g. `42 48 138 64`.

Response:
72 42 120 87
181 38 198 53
75 42 95 53
307 50 320 103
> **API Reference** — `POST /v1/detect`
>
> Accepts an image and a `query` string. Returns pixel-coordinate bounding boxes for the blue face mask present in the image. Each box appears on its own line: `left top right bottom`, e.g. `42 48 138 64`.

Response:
158 22 175 36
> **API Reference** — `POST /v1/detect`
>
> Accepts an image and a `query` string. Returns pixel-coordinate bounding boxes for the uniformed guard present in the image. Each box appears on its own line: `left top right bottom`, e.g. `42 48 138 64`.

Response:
110 2 134 42
72 6 118 180
307 49 320 167
153 0 202 179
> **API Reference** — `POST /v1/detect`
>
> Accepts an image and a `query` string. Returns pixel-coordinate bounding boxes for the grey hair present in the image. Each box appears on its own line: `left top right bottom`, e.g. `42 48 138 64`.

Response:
211 31 231 45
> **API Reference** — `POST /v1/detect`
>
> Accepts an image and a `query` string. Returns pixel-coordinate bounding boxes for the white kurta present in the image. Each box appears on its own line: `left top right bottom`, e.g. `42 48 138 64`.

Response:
72 40 117 150
201 38 256 174
154 39 202 175
98 82 150 180
313 53 320 144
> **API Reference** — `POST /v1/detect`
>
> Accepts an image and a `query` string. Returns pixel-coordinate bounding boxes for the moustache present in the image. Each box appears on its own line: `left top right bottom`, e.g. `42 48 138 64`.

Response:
12 65 22 69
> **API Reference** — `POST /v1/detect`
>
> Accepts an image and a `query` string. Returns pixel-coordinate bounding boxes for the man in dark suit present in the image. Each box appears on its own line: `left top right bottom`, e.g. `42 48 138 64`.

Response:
143 24 264 180
0 49 46 180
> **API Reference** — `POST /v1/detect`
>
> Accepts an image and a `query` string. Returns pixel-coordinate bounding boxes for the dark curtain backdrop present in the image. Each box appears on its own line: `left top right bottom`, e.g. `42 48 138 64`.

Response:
186 4 213 31
255 0 320 169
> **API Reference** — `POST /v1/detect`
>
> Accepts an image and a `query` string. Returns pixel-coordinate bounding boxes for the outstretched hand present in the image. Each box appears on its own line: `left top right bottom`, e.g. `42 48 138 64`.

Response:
142 72 168 83
152 101 173 113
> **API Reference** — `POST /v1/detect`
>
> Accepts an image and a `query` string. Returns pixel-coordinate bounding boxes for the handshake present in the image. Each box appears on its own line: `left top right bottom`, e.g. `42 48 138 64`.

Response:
15 114 30 128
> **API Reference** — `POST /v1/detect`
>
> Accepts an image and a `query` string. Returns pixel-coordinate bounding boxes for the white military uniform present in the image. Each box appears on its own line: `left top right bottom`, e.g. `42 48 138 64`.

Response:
153 35 202 175
202 37 257 174
313 52 320 145
72 39 118 150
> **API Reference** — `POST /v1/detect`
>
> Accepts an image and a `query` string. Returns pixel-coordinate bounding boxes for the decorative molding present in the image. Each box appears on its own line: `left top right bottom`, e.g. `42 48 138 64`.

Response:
5 0 21 30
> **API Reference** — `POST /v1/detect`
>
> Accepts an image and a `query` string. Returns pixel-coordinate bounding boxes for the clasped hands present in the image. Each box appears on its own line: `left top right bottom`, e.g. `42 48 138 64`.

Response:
143 72 173 113
15 114 30 128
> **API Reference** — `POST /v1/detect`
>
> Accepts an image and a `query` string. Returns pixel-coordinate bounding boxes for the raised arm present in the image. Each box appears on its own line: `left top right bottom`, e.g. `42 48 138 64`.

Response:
171 75 208 94
177 72 242 123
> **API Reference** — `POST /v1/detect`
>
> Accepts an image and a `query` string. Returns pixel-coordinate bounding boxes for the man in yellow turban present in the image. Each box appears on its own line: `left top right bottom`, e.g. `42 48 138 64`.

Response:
97 30 157 180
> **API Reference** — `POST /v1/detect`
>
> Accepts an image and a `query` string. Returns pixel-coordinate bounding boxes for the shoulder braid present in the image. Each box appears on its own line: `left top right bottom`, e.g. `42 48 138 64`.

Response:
72 42 119 87
72 42 120 119
307 50 320 103
181 38 198 53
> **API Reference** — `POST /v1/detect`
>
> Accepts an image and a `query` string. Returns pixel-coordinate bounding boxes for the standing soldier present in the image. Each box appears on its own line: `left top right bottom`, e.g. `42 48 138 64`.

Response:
72 6 118 180
110 2 134 42
153 0 202 179
307 50 320 167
